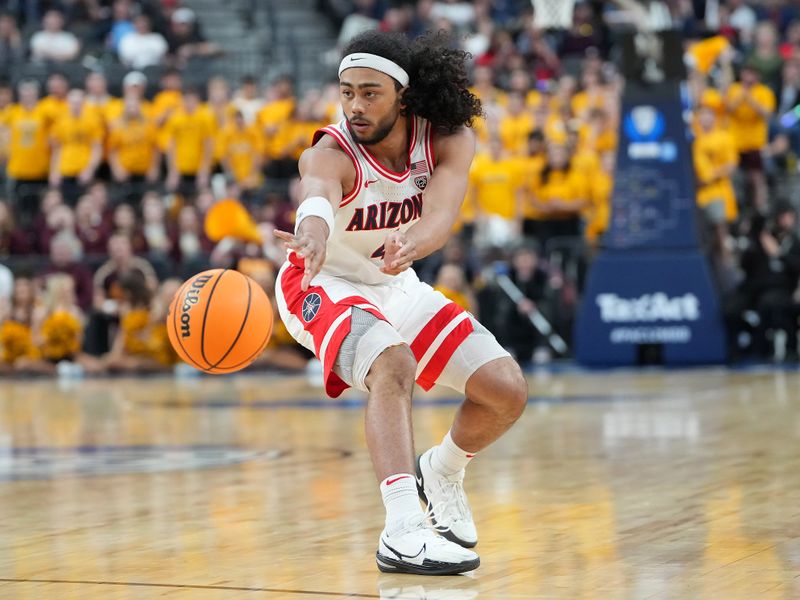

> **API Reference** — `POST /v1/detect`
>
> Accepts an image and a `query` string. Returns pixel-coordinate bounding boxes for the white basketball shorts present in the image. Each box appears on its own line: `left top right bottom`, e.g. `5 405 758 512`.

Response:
275 253 510 397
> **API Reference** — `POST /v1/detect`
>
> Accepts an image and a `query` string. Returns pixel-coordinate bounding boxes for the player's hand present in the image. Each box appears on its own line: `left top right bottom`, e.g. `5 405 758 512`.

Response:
274 229 326 291
381 231 416 275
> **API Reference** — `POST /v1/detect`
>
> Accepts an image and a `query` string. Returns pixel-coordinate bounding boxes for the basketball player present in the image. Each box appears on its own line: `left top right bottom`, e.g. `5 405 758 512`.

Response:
274 31 528 575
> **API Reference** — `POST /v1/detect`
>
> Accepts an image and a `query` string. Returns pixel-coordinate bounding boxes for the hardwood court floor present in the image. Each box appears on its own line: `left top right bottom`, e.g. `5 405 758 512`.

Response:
0 367 799 599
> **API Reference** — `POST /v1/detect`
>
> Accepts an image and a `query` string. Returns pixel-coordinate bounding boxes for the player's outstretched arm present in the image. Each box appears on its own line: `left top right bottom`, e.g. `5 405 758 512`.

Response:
274 146 353 291
381 127 475 275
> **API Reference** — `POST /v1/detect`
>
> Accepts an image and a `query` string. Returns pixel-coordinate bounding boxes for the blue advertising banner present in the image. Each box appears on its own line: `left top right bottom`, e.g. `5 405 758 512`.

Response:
603 83 700 250
576 74 726 365
575 252 726 365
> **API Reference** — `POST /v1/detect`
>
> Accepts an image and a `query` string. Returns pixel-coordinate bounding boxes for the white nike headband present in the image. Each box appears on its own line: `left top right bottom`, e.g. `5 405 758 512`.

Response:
338 53 409 87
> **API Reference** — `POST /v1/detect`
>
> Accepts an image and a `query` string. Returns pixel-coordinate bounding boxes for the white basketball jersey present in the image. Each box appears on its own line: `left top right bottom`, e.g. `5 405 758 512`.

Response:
313 116 435 285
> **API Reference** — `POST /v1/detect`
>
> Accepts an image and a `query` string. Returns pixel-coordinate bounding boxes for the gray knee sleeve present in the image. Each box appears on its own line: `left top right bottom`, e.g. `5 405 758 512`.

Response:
333 308 405 391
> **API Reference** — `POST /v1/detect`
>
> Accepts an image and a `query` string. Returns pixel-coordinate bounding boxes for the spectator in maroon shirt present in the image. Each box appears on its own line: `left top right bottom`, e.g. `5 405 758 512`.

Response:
75 194 111 256
141 192 176 279
37 203 75 255
173 204 212 278
0 199 31 256
31 189 64 253
88 181 114 229
93 233 158 310
41 230 93 311
112 203 147 254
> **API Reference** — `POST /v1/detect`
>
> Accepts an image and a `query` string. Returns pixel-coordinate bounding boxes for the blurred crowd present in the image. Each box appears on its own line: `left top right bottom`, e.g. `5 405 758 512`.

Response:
4 0 800 376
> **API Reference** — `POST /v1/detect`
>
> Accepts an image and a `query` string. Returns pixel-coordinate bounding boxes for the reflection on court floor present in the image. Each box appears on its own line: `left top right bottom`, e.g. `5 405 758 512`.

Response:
0 369 799 599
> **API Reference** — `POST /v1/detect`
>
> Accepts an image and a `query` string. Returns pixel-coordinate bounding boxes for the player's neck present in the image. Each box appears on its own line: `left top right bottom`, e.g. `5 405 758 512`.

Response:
364 115 411 173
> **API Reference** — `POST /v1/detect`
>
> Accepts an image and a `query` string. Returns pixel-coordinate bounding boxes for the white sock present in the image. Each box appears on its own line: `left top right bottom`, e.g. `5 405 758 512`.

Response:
380 473 422 534
430 431 476 476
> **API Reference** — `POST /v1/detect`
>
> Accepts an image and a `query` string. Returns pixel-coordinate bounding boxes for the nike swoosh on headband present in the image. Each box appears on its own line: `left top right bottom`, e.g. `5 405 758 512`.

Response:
339 53 409 86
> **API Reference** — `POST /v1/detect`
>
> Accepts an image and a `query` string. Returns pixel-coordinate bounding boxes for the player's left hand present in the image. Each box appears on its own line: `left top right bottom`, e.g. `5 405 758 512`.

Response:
381 231 416 275
274 229 326 291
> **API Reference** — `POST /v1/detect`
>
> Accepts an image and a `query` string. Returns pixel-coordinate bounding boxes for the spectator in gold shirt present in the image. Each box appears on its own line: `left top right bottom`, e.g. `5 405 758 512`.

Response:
201 76 236 170
164 86 213 196
49 89 104 206
3 80 50 224
694 103 738 248
725 63 775 213
37 72 69 132
467 137 523 248
527 143 589 249
103 71 154 124
85 72 115 123
108 97 160 201
219 110 263 194
258 74 296 179
499 91 535 156
0 80 13 177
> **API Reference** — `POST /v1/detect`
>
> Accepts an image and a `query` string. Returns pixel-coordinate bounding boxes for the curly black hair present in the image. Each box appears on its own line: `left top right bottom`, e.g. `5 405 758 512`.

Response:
341 31 482 134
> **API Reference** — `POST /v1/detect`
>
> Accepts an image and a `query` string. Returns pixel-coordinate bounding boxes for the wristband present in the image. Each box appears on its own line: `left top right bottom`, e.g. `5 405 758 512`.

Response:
295 196 334 240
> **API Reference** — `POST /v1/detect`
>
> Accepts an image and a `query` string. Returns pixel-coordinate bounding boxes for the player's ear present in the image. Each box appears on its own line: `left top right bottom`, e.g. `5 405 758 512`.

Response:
398 85 408 108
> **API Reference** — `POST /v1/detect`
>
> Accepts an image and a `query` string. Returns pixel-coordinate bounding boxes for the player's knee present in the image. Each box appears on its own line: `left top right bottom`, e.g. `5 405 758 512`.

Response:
468 358 528 422
334 309 408 392
365 343 417 393
504 364 529 421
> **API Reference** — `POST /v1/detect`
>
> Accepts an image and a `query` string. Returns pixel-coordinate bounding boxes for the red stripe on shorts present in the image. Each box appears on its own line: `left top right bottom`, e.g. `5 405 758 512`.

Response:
409 302 465 362
280 258 351 396
416 317 474 391
280 257 389 397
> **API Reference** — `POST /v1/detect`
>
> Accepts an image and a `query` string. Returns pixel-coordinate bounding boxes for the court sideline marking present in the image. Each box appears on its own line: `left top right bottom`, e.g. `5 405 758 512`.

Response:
0 577 380 598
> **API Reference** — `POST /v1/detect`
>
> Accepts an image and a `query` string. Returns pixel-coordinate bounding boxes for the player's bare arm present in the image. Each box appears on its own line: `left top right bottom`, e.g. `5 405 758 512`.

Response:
381 127 476 275
273 143 354 291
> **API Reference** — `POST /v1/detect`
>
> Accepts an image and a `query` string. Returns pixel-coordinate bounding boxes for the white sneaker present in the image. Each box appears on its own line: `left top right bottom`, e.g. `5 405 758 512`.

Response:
416 449 478 548
376 513 480 575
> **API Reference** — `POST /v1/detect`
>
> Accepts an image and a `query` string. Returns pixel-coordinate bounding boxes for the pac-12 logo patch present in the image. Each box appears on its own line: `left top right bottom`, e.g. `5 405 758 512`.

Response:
302 293 322 322
414 175 428 190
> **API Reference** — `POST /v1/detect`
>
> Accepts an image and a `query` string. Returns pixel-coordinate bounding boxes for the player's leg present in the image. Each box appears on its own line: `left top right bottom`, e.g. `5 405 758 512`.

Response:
334 311 480 575
276 264 479 574
379 268 524 547
450 356 528 451
414 317 527 548
363 343 417 480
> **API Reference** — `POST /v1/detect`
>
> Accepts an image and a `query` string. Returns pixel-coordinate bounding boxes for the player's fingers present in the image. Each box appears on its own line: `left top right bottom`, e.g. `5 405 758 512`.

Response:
393 244 413 261
302 265 320 290
391 259 413 271
273 229 296 243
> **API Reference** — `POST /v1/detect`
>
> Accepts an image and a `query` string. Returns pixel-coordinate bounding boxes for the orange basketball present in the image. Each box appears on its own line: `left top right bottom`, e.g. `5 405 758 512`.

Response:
167 269 273 374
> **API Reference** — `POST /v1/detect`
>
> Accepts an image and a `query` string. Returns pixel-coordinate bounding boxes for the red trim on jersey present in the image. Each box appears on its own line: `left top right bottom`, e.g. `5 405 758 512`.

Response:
314 125 363 207
280 255 389 397
424 121 437 172
356 117 417 183
409 302 465 362
416 317 474 391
